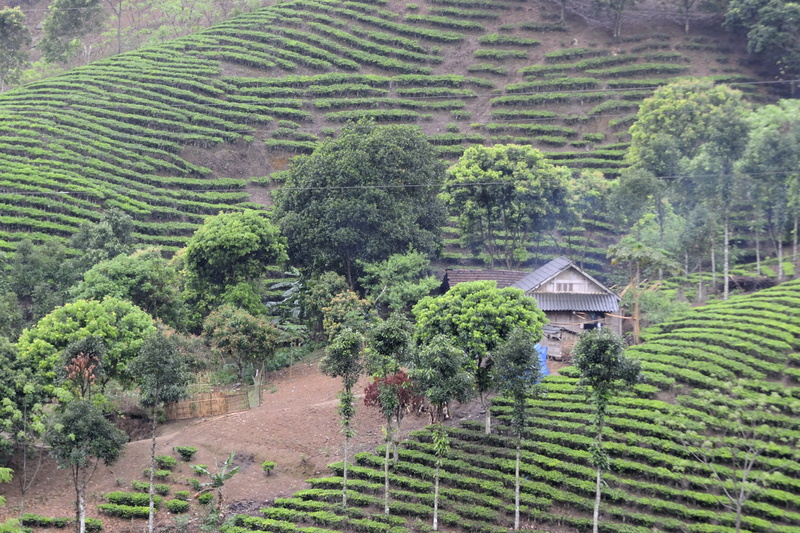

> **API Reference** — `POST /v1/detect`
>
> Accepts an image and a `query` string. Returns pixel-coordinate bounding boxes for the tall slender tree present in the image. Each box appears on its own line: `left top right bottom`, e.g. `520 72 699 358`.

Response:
410 335 473 531
129 330 190 533
47 400 127 533
494 328 544 531
573 329 640 533
0 7 31 92
320 328 364 507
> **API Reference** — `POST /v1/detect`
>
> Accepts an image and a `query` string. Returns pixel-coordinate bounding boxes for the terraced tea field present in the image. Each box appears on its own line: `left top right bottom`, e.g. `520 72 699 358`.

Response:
220 279 800 533
0 0 766 267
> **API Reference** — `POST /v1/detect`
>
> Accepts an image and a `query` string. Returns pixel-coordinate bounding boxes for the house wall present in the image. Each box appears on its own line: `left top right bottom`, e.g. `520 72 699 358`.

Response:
535 268 606 294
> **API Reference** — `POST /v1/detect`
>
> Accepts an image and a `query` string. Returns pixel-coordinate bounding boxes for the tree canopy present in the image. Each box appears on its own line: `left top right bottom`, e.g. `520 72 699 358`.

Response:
0 7 31 92
273 120 447 288
38 0 106 64
70 248 185 330
725 0 800 80
16 297 156 388
443 144 571 269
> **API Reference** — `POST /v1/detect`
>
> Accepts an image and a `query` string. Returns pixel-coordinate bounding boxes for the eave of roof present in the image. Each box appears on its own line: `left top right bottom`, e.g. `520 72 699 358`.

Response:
532 292 620 312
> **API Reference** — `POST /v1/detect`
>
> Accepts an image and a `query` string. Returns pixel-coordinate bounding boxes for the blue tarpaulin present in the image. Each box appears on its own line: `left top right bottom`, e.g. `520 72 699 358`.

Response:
535 343 551 381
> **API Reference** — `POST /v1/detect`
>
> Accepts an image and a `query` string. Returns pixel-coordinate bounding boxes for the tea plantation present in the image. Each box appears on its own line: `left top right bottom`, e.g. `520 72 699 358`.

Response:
221 279 800 533
0 0 766 272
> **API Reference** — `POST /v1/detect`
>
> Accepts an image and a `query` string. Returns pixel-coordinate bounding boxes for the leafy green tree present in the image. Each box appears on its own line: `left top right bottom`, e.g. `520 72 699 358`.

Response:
16 297 156 389
358 250 440 316
0 467 22 533
273 120 447 288
10 239 73 322
321 290 374 340
202 304 280 384
364 313 415 513
593 0 637 37
70 208 136 271
409 335 473 531
0 339 52 523
0 7 31 92
304 271 350 338
47 400 127 533
38 0 106 64
183 210 287 328
413 280 546 434
573 329 640 533
129 330 190 533
725 0 800 81
609 236 679 343
494 328 543 531
737 99 800 280
628 80 749 299
319 327 364 507
70 247 186 330
442 144 571 269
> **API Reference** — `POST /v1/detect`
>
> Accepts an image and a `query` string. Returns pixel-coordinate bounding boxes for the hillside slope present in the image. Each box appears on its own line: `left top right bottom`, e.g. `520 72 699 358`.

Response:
226 279 800 533
0 0 768 270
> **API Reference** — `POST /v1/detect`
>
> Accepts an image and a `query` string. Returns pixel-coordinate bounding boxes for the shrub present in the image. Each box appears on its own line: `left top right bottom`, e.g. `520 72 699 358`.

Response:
105 491 163 508
262 461 277 475
20 514 70 527
198 493 214 505
143 468 171 480
174 490 190 501
85 518 103 532
132 480 170 495
166 500 190 513
173 446 198 461
155 455 177 469
97 504 150 519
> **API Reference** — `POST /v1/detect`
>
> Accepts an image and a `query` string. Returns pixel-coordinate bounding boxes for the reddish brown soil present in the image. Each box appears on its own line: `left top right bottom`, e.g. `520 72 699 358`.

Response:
0 359 569 532
0 361 487 531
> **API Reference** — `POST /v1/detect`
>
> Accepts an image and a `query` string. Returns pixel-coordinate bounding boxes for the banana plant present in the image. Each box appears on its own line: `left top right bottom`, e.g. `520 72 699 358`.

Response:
192 451 240 509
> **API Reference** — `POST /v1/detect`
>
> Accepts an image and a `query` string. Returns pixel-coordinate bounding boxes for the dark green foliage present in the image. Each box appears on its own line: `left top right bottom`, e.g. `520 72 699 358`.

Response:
165 499 189 513
173 446 198 461
273 121 446 287
154 455 177 469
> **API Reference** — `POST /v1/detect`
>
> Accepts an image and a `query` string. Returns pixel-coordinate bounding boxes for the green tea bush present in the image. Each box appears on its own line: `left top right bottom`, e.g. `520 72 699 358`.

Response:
165 500 190 513
155 455 177 469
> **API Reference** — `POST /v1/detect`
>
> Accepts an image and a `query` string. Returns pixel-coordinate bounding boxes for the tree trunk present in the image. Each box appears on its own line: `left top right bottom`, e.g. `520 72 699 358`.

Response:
514 438 521 531
794 215 798 277
723 216 730 300
78 466 87 533
755 227 761 276
560 0 566 23
697 259 704 304
392 416 401 465
148 410 158 533
433 462 440 531
384 432 390 515
484 402 491 435
778 232 784 282
342 433 349 507
711 245 717 294
632 262 640 344
592 466 602 533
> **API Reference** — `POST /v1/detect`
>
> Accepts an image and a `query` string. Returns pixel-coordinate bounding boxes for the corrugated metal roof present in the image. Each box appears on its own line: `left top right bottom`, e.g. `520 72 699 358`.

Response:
512 257 572 293
532 292 620 312
443 269 529 290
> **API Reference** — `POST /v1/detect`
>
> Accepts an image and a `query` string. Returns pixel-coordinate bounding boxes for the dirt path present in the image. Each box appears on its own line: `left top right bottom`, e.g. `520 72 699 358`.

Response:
0 363 445 531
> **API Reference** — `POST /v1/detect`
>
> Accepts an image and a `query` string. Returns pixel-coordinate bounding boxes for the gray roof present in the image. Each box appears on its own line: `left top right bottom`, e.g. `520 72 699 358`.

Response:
532 292 619 312
512 257 573 293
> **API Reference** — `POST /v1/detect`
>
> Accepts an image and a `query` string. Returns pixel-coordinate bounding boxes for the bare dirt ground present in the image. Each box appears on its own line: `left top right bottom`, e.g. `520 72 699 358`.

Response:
0 358 568 532
0 361 494 531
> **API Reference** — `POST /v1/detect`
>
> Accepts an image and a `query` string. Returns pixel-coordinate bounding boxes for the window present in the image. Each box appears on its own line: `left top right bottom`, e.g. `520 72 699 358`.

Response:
555 282 574 292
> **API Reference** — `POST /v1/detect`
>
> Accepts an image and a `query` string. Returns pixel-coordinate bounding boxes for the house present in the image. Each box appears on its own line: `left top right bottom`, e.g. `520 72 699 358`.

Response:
441 258 623 360
511 257 622 359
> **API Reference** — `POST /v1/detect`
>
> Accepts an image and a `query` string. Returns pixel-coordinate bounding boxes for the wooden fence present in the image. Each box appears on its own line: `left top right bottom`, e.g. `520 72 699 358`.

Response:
164 385 260 421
